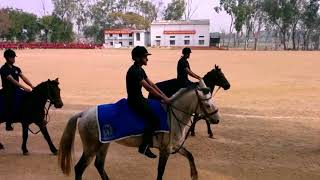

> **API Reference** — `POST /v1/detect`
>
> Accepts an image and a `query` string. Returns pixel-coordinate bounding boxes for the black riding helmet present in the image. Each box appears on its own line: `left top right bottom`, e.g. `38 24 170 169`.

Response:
131 46 151 61
4 49 17 59
182 47 192 55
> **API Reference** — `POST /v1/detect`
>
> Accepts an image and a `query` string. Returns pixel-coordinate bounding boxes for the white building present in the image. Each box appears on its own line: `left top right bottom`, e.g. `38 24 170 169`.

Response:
150 20 210 47
104 28 150 48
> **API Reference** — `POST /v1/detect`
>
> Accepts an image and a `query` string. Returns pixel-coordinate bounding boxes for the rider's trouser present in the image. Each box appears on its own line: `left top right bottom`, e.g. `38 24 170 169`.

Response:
128 98 159 147
3 90 14 127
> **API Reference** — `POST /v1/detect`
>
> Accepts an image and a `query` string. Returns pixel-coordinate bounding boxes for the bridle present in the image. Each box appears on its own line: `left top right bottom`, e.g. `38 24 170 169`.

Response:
168 88 219 154
28 82 58 134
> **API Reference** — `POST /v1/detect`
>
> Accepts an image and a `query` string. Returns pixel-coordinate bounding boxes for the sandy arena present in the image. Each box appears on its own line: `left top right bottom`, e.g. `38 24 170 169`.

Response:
0 49 319 180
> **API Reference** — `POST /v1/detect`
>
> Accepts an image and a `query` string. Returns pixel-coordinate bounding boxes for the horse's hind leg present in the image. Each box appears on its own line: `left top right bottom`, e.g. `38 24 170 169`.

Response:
74 151 96 180
178 147 198 180
206 121 214 138
38 124 58 155
94 144 110 180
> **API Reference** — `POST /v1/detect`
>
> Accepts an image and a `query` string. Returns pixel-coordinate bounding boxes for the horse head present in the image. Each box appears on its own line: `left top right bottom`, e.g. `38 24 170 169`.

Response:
203 64 230 92
195 80 220 124
33 78 63 108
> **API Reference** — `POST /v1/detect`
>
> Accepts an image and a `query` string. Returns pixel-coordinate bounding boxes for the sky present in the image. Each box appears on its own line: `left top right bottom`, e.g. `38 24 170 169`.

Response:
0 0 231 32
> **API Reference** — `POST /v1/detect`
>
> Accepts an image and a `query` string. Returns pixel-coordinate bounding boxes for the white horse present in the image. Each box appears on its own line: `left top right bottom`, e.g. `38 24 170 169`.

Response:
58 80 221 180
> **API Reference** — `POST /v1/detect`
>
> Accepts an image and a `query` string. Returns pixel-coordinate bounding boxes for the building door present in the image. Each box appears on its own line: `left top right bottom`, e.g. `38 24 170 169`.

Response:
156 40 161 46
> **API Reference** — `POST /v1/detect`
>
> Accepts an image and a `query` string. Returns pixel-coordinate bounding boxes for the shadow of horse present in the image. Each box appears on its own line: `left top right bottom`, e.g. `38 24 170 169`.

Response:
0 78 63 155
149 65 230 138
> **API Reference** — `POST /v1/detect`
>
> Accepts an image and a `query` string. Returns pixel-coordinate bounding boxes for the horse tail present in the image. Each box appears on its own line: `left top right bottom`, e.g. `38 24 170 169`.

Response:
58 112 82 175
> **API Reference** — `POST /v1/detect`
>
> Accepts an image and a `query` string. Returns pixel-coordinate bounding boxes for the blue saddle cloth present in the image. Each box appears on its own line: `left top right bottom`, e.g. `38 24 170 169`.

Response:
0 88 26 118
97 98 169 143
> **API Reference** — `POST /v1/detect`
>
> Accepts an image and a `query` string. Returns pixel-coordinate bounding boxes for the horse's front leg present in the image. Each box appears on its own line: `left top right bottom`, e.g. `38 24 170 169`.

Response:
37 123 57 155
156 149 170 180
206 120 214 138
190 115 200 136
21 122 29 155
178 147 198 180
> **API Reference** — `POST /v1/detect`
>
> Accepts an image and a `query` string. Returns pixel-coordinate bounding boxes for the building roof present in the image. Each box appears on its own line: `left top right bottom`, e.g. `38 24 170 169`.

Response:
151 19 210 25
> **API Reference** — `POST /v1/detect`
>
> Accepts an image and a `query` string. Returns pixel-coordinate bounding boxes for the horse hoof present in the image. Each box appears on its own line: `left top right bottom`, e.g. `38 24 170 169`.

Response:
0 143 4 150
209 135 215 139
52 149 58 156
191 133 195 137
23 151 29 156
192 174 198 180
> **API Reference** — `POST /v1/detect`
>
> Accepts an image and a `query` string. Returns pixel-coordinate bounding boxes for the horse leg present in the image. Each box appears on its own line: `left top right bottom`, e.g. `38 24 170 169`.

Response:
21 123 29 155
178 147 198 180
38 124 58 155
206 121 214 138
0 142 4 149
190 121 196 136
74 144 101 180
94 144 110 180
156 149 170 180
191 116 200 136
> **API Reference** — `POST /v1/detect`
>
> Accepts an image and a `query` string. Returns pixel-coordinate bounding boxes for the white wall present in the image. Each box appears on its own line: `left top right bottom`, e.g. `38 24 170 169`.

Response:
151 24 210 47
133 32 146 46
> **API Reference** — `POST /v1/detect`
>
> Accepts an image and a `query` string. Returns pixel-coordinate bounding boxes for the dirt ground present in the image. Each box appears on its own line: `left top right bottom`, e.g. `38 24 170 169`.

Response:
0 49 320 180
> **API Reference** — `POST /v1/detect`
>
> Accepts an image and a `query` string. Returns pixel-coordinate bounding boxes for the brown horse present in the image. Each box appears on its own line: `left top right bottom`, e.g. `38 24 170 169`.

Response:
149 65 230 138
0 78 63 155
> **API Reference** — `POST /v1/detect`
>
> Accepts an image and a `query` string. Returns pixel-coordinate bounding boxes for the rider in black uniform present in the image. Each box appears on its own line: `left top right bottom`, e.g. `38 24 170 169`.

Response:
177 47 201 88
0 49 34 131
126 46 170 158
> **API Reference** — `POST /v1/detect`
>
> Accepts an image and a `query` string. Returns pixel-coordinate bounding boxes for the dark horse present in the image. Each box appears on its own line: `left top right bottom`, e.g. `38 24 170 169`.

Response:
0 78 63 155
149 65 230 138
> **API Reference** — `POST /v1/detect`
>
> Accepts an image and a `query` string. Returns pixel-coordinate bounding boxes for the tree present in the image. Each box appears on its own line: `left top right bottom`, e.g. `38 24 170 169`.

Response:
184 0 199 20
5 9 39 42
262 0 298 49
0 9 11 39
163 0 186 20
301 0 319 50
215 0 237 47
52 0 77 21
39 15 74 42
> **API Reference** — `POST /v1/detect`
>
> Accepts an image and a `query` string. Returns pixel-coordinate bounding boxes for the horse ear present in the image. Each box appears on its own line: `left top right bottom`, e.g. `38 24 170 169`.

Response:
55 78 59 82
48 79 51 82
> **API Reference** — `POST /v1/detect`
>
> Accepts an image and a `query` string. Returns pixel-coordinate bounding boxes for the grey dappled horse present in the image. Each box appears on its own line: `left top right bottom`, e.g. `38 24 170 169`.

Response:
58 80 220 180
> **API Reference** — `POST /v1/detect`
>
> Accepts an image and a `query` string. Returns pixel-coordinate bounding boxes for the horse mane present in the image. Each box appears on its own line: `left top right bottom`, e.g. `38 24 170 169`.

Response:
202 69 216 92
32 81 47 93
170 86 196 102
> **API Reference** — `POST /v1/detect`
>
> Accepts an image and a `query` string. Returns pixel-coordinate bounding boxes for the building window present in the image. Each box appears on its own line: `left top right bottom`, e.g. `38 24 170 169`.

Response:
136 33 141 41
184 36 190 38
129 33 132 37
119 34 122 37
119 42 123 46
170 36 175 38
170 40 175 45
110 34 113 37
199 40 205 45
156 40 161 46
110 42 113 46
199 35 205 38
184 40 190 45
156 36 161 38
129 41 133 46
